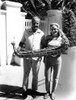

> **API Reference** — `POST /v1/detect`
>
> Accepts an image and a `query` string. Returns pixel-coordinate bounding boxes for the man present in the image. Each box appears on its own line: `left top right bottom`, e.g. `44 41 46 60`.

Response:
41 23 69 100
18 16 44 99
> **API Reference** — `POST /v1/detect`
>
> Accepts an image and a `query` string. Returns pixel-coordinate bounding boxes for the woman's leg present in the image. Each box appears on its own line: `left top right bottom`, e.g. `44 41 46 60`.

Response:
44 58 52 99
45 66 51 93
51 56 62 99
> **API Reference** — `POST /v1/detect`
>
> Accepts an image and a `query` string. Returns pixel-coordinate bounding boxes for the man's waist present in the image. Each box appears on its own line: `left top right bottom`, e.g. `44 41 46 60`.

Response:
46 54 60 58
25 57 42 60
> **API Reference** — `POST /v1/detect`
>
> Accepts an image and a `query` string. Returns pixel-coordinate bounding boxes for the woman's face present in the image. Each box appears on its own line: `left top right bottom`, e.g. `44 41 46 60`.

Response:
50 25 59 37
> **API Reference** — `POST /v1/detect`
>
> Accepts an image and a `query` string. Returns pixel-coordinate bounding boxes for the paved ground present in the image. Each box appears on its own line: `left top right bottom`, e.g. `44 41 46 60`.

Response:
0 51 76 100
0 91 76 100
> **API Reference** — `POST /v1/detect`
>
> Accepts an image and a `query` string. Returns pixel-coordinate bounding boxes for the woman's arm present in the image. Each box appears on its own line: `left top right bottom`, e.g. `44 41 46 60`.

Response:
60 30 70 49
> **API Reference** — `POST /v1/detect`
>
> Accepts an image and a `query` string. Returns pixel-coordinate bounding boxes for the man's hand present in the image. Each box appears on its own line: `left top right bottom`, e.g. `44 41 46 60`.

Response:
17 46 21 52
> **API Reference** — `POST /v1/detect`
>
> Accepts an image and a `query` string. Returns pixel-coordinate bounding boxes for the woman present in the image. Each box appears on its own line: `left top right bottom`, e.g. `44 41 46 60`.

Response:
41 23 69 100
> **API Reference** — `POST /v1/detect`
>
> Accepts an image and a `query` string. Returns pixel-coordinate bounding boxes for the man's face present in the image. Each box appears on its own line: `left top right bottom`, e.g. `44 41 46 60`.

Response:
50 25 58 37
32 18 40 32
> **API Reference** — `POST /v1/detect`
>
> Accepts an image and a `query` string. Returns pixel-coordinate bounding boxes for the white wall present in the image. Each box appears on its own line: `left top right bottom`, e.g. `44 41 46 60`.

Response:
0 10 7 65
0 1 27 66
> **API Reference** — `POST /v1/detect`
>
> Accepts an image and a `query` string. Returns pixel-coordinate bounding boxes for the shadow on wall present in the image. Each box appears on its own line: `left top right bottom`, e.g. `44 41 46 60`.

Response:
57 47 76 97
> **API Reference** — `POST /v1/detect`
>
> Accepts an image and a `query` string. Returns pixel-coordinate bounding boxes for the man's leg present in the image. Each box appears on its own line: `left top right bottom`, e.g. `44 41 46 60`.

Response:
22 58 31 91
32 59 41 91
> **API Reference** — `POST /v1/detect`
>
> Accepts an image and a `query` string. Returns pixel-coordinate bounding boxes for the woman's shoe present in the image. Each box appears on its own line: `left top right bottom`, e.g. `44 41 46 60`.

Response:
43 93 49 99
49 93 55 100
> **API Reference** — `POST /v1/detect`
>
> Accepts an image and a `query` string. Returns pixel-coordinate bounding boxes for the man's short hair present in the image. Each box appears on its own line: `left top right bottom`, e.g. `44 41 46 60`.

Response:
32 16 40 22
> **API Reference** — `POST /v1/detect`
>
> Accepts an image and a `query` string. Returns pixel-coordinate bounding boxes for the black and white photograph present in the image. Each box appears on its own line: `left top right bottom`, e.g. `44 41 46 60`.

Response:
0 0 76 100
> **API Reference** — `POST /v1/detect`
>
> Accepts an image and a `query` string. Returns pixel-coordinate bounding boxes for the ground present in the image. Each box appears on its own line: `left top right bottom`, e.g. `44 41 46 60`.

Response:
0 47 76 100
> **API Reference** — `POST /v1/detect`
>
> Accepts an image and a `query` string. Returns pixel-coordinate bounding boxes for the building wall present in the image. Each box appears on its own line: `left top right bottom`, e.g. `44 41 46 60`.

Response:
46 10 62 35
0 1 26 66
0 10 7 65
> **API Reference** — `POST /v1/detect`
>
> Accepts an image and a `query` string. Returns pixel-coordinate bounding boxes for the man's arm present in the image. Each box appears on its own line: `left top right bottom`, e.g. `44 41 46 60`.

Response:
40 35 47 49
17 30 26 51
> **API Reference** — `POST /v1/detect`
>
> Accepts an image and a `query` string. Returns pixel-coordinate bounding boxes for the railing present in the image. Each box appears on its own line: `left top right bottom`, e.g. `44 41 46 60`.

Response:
25 19 32 29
